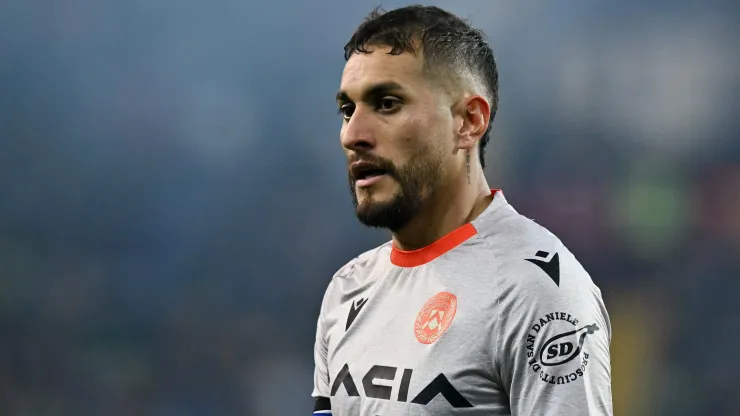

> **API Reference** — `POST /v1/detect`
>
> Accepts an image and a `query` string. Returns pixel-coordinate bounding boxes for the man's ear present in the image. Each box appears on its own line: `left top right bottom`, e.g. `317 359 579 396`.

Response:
454 95 490 151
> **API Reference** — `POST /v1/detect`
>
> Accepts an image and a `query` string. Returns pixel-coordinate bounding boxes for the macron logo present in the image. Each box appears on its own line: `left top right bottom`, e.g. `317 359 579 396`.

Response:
526 251 560 287
346 298 368 331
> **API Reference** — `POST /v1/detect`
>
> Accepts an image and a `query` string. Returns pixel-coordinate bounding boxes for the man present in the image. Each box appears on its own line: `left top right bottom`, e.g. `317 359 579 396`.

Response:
312 5 612 415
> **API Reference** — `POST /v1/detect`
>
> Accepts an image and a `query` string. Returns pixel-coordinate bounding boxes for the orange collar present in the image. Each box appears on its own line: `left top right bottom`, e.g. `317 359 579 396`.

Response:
390 189 500 267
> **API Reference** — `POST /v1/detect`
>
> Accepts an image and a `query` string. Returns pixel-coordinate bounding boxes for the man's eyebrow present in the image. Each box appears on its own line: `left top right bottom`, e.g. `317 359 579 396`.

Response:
336 81 405 104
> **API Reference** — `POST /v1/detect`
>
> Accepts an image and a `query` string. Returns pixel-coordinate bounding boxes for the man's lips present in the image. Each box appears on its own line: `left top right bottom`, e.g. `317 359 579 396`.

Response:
355 173 387 188
350 161 390 188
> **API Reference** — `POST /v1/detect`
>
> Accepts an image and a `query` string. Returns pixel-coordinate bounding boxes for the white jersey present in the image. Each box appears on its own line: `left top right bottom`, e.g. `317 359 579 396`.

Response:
312 190 613 415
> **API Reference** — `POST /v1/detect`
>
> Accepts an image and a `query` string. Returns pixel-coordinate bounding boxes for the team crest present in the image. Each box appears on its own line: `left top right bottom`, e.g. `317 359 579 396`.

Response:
414 292 457 344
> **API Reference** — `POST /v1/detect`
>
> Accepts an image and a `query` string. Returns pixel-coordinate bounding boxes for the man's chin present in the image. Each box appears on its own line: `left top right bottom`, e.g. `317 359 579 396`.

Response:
354 198 414 231
355 188 393 205
350 179 419 230
355 205 397 229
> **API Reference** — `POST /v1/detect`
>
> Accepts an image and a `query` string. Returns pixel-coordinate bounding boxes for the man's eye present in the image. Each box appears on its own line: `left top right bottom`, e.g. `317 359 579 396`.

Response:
379 98 400 112
338 104 354 120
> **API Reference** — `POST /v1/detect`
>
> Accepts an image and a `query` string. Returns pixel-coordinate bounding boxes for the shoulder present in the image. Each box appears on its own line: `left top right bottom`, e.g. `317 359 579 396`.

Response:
320 240 393 302
474 192 609 331
473 195 611 376
333 240 393 282
333 241 392 279
474 191 564 270
474 192 599 293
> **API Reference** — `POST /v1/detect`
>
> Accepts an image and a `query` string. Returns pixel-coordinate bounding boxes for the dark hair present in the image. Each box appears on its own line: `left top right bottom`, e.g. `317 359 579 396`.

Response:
344 5 499 168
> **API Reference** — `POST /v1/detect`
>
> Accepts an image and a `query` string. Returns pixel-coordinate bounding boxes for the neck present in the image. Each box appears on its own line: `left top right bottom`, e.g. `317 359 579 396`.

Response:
391 169 493 251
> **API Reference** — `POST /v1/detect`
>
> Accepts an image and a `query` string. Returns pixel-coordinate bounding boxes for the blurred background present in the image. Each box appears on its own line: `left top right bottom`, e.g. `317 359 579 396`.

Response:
1 0 738 414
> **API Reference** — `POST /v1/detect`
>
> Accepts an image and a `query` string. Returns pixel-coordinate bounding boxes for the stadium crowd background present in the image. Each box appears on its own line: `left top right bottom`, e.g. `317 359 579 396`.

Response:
0 0 738 414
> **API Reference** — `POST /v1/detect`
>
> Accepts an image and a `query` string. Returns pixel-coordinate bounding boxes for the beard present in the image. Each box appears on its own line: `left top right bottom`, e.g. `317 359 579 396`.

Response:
349 150 443 232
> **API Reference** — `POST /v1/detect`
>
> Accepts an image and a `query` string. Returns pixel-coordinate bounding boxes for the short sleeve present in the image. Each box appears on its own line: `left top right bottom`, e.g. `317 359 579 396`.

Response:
494 250 613 415
311 279 333 415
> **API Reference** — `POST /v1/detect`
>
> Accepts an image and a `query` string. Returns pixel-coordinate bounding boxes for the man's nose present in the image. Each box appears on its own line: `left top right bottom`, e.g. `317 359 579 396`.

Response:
340 107 377 152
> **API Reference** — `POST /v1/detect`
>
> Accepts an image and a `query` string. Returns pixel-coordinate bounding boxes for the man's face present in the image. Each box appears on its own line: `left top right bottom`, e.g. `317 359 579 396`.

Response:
337 45 453 231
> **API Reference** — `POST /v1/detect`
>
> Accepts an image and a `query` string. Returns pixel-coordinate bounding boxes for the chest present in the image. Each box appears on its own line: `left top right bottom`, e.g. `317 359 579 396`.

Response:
324 265 507 414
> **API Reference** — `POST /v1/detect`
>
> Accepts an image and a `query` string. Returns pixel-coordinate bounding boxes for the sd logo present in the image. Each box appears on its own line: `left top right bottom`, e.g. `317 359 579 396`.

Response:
540 324 600 367
524 312 601 385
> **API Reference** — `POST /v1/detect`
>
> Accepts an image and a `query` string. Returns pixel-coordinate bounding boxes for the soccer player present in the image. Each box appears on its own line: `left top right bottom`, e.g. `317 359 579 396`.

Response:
312 5 613 415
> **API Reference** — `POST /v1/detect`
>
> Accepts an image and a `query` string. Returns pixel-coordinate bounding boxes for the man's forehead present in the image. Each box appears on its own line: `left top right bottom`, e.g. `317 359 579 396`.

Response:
340 47 423 93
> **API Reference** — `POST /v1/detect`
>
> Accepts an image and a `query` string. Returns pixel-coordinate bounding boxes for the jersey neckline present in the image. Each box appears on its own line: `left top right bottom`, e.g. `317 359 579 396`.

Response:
389 189 501 268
